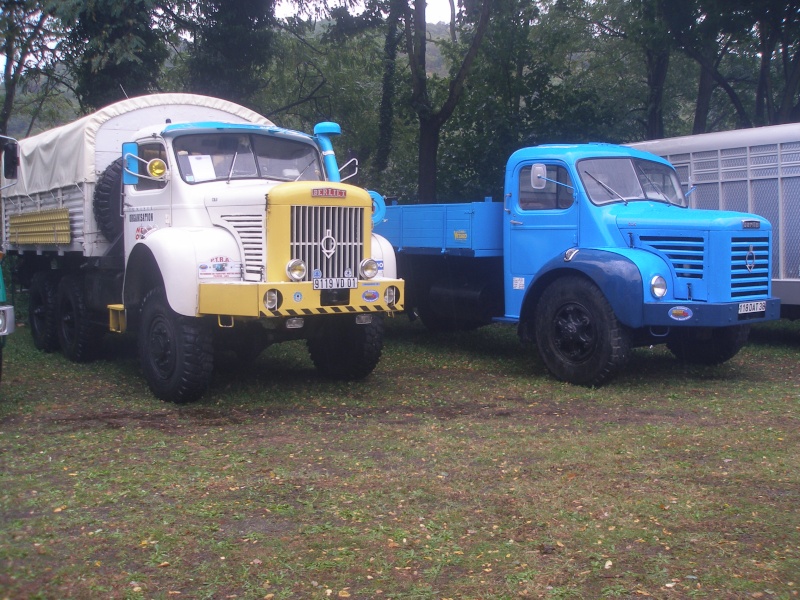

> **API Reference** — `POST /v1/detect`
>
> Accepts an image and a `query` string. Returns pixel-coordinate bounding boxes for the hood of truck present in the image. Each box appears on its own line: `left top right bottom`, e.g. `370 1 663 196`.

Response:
610 201 771 232
608 201 771 304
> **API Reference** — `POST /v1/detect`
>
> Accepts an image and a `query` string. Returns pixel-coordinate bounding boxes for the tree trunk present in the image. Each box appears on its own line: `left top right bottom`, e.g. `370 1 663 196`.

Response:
692 65 715 134
645 47 670 139
417 117 441 202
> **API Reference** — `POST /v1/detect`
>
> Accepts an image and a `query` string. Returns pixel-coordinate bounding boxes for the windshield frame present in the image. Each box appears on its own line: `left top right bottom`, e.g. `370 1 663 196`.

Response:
171 132 325 185
577 157 687 207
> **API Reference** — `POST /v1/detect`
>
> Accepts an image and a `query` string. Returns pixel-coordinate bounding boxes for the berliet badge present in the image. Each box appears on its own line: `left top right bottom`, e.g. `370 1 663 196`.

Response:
745 245 756 273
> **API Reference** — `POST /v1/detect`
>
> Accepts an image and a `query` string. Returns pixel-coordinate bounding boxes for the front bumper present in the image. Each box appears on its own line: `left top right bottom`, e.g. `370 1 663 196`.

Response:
642 297 780 327
198 278 404 318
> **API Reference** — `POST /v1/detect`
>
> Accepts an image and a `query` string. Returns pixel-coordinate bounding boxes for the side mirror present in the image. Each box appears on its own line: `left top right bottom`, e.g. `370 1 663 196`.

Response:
122 142 139 185
3 142 19 180
530 163 547 190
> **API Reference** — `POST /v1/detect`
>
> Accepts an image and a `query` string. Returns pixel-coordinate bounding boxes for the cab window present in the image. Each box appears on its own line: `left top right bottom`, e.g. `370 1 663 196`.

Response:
519 165 574 210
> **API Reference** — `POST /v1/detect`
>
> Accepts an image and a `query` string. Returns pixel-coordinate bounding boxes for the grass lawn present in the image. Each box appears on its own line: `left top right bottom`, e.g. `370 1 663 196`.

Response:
1 316 798 599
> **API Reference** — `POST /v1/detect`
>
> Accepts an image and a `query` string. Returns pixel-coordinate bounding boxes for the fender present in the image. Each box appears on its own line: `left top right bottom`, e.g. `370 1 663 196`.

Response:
370 233 398 279
523 248 654 329
125 227 241 316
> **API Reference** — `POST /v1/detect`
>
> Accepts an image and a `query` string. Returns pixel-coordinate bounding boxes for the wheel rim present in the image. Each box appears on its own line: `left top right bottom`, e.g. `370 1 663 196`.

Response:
551 302 597 363
59 297 76 347
147 315 176 380
31 291 47 338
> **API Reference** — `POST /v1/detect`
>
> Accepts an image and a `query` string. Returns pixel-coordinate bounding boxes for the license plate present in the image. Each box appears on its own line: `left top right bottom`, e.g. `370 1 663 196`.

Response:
738 301 766 314
313 277 357 290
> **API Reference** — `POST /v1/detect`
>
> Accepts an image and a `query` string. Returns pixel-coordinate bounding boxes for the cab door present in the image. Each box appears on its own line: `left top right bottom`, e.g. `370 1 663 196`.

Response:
123 141 170 260
503 161 578 318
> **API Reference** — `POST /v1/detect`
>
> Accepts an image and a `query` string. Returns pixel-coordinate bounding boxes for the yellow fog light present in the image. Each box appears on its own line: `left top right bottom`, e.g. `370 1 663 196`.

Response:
147 158 167 179
286 259 307 281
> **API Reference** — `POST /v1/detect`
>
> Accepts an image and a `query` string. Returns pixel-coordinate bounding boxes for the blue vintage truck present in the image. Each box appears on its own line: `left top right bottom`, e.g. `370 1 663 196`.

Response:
375 143 781 386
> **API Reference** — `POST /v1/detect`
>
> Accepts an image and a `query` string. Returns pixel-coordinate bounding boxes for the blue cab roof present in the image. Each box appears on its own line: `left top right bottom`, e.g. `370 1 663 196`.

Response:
508 143 673 168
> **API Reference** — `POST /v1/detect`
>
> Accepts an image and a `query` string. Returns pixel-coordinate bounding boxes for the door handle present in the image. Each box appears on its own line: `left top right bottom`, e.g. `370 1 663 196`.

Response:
509 220 522 225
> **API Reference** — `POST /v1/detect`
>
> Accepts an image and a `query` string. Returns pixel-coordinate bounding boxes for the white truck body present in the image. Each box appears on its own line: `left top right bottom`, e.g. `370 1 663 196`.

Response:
630 124 800 317
0 94 403 402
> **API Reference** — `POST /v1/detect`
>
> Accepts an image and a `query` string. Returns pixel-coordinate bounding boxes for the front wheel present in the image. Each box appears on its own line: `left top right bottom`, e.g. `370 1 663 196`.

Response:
138 287 214 403
307 315 384 380
534 276 631 386
666 325 750 365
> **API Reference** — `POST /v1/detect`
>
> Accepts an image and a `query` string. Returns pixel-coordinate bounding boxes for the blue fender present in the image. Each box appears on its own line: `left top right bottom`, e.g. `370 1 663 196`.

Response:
524 249 648 328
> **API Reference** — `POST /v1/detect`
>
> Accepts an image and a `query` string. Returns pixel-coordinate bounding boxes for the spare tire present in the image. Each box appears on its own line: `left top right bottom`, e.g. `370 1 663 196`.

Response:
94 157 124 242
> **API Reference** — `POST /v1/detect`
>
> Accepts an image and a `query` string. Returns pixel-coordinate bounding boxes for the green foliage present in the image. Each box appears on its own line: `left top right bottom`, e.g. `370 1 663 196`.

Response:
56 0 169 110
185 0 276 105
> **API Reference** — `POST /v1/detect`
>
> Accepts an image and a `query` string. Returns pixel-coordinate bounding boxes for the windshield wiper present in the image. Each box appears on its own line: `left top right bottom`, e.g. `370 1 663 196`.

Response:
584 170 627 204
226 152 239 184
634 164 672 204
294 157 318 181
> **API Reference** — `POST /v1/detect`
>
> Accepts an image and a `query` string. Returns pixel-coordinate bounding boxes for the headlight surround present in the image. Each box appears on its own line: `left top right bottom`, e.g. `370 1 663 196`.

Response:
650 275 667 298
359 258 379 280
286 259 307 282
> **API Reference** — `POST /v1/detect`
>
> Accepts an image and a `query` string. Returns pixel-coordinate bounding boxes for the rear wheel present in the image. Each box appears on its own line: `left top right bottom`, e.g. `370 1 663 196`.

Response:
57 274 101 362
308 315 384 380
666 325 750 365
138 287 213 403
29 271 59 352
535 276 631 386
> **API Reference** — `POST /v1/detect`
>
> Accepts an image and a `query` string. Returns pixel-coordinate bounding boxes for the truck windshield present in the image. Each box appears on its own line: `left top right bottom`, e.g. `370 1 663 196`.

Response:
173 133 324 184
577 157 686 207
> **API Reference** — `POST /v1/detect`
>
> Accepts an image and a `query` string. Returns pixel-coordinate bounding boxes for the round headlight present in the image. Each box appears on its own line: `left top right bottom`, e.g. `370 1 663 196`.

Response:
147 158 167 179
359 258 379 279
286 259 307 281
650 275 667 298
264 289 281 310
384 286 399 306
0 312 5 332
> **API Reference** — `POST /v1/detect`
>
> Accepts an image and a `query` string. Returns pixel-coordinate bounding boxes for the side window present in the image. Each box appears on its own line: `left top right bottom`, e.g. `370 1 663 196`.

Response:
136 143 168 191
519 164 574 210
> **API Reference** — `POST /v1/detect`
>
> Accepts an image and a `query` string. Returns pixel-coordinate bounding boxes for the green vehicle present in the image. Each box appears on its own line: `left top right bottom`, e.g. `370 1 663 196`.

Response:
1 135 18 382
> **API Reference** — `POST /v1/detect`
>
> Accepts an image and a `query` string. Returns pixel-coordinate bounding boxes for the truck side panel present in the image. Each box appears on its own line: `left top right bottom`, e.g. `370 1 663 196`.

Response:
379 200 503 257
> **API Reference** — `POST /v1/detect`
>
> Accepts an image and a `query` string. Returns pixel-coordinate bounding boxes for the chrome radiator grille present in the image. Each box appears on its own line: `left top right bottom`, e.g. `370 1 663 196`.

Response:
291 206 364 280
639 235 705 279
731 235 770 298
221 214 265 281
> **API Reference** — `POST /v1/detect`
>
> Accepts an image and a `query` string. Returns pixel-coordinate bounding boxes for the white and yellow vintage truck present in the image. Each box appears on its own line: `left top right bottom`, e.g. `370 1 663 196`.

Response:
0 94 403 402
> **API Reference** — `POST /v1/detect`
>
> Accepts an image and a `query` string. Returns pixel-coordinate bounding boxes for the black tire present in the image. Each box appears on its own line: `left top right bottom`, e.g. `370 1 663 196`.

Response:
57 274 102 362
29 271 59 352
666 325 750 365
534 276 631 386
307 315 384 380
94 158 124 242
138 287 213 403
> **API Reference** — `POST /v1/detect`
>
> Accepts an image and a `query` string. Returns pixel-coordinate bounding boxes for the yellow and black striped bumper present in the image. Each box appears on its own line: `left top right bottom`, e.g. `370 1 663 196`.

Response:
198 279 403 318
